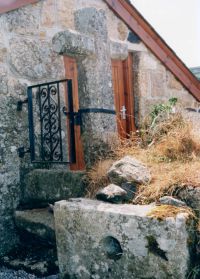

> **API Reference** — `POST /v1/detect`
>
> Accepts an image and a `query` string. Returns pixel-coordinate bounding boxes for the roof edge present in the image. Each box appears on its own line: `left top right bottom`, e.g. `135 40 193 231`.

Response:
0 0 40 14
104 0 200 101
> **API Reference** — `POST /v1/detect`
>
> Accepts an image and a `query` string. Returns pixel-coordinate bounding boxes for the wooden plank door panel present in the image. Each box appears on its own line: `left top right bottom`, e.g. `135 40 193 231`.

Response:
123 54 136 134
64 56 85 170
112 54 135 138
112 59 127 138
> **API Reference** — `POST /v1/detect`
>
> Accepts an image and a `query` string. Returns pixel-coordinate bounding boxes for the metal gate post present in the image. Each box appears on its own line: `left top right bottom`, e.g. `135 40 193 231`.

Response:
27 87 35 162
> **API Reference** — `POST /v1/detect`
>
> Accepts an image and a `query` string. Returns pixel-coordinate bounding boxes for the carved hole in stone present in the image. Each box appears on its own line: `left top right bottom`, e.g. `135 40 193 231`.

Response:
101 236 123 260
146 236 168 261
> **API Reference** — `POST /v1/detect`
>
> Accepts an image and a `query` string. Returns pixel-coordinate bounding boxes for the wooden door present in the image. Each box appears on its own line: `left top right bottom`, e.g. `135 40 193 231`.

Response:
64 56 85 170
112 59 127 138
112 53 135 138
123 54 136 134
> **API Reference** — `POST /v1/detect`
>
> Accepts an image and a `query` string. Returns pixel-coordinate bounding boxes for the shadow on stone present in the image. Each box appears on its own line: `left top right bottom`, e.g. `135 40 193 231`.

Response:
101 236 123 261
146 236 168 261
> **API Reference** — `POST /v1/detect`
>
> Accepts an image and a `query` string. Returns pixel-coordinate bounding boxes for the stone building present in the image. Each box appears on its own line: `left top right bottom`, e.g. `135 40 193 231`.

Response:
0 0 200 269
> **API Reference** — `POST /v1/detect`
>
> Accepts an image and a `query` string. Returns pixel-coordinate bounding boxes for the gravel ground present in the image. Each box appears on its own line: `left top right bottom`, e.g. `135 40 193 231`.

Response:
0 267 59 279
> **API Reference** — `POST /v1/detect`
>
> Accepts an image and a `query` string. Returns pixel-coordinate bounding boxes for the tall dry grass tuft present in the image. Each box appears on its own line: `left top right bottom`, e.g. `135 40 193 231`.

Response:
85 159 114 198
147 205 196 221
113 112 200 204
152 121 200 162
139 112 185 147
135 161 200 204
85 110 200 204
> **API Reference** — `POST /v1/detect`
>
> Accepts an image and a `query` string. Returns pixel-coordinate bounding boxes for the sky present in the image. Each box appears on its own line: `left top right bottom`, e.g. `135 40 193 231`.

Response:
130 0 200 68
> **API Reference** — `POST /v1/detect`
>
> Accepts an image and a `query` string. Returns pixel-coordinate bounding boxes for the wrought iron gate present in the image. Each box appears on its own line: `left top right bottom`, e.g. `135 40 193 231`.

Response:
26 79 76 164
17 79 117 164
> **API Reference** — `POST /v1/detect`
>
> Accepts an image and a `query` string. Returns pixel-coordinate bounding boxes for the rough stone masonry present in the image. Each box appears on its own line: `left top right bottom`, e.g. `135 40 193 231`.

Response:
54 199 195 279
0 0 199 258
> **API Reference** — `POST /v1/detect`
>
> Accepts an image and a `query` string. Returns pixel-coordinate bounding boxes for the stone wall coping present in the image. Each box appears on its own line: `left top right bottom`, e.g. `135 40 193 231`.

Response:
55 198 155 217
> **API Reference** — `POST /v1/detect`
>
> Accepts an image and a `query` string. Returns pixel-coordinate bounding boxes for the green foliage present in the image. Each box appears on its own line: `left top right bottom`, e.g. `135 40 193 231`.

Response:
139 97 179 146
150 97 178 124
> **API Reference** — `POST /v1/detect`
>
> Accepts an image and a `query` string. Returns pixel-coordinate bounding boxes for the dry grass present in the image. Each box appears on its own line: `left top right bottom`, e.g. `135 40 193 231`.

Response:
85 159 114 198
85 112 200 203
152 125 200 162
135 161 200 204
109 113 200 204
147 205 196 221
139 112 186 147
115 113 200 162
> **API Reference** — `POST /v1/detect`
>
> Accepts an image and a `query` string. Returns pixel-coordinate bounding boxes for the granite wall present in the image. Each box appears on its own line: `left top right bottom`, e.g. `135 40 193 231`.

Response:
0 0 198 255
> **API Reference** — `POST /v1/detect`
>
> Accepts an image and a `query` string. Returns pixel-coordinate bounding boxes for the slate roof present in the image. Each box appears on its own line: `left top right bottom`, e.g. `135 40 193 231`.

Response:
191 68 200 80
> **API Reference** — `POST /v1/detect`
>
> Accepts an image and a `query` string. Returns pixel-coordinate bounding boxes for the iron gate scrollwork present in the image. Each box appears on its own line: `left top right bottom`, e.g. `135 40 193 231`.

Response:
27 79 76 164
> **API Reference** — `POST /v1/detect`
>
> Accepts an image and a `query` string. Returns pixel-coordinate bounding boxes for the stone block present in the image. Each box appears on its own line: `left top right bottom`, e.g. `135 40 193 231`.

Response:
75 8 108 41
139 52 158 70
15 208 55 244
0 170 20 216
9 38 64 80
52 30 95 57
22 169 86 207
0 64 8 94
57 0 75 29
96 184 127 204
4 3 41 35
0 44 7 63
159 196 186 207
54 198 195 279
150 71 167 98
40 0 56 28
167 71 183 91
135 70 151 98
110 40 128 60
178 186 200 217
0 188 15 216
72 7 116 165
0 215 19 257
117 21 129 41
172 88 196 107
108 156 151 185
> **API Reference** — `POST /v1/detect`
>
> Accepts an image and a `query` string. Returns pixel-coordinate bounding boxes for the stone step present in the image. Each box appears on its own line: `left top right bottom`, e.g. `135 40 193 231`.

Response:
15 208 55 245
0 241 58 277
21 169 86 207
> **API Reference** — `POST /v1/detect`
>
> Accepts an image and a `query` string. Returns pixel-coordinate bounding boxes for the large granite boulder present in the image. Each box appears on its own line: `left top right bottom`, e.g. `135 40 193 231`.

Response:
108 156 151 185
177 186 200 217
54 198 195 279
159 196 186 207
96 184 127 204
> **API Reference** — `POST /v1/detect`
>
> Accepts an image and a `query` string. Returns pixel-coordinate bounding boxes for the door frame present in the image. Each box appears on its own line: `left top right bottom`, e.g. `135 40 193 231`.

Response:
64 56 85 170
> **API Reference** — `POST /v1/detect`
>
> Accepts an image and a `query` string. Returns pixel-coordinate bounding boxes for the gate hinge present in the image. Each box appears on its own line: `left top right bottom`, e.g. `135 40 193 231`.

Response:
17 147 30 158
17 98 28 111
